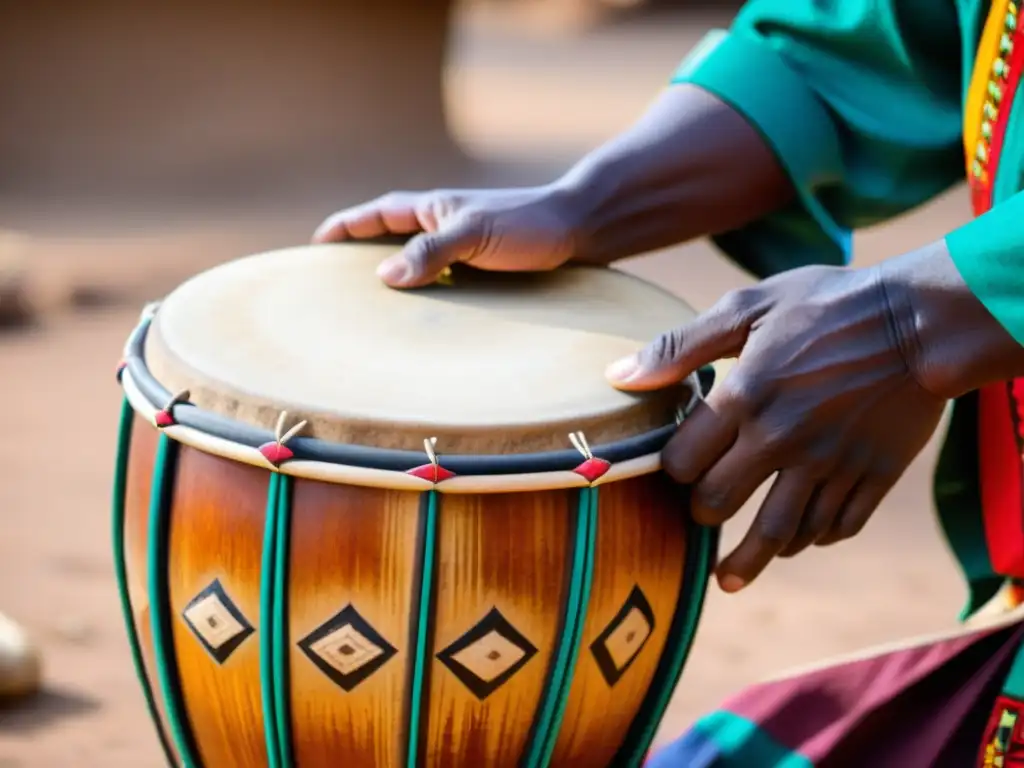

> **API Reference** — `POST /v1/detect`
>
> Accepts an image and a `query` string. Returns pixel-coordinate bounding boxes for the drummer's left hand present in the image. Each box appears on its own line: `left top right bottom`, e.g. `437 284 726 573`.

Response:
312 186 581 288
604 248 976 594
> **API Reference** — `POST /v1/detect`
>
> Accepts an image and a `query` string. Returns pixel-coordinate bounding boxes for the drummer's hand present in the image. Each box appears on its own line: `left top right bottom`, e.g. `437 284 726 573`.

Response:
312 187 580 288
604 248 964 594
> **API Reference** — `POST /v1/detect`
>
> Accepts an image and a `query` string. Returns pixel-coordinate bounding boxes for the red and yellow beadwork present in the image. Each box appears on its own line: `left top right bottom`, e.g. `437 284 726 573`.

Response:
967 0 1024 214
981 701 1024 767
969 7 1024 768
970 1 1024 581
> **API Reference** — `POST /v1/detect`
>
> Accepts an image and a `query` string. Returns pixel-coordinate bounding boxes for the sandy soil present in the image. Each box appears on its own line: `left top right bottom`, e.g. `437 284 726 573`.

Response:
0 11 981 766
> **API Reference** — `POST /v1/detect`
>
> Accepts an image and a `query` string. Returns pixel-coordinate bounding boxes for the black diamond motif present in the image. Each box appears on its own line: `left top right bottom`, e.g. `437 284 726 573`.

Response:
590 585 656 687
436 607 538 700
296 604 398 692
180 579 255 664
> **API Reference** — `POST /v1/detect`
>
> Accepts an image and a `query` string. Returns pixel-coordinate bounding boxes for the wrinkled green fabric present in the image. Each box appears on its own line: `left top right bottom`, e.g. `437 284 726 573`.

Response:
671 0 1017 617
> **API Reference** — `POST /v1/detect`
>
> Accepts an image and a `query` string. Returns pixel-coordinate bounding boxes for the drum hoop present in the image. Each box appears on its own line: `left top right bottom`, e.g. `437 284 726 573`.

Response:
119 304 713 489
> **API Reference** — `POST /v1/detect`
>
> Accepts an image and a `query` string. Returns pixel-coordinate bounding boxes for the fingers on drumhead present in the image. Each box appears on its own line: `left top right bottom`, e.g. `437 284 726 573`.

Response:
378 221 485 288
605 326 705 391
605 289 758 392
312 192 424 243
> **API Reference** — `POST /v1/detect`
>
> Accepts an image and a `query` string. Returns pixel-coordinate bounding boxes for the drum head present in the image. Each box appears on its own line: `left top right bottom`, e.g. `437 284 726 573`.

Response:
144 244 698 453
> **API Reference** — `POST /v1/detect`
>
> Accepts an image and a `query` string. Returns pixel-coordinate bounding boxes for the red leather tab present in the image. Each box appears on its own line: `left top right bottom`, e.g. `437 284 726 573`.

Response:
573 457 611 483
406 464 456 482
154 409 175 428
259 442 295 467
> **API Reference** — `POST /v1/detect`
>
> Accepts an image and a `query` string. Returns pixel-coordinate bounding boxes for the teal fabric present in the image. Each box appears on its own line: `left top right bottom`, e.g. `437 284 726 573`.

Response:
671 0 966 280
691 711 812 767
670 31 847 278
947 191 1024 346
670 1 1023 619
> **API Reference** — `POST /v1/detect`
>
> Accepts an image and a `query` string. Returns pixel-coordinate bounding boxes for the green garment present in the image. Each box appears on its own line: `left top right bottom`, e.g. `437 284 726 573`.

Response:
670 0 1020 617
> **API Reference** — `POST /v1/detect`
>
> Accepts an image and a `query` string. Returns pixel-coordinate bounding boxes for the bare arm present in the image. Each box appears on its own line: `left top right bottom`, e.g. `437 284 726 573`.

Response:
313 84 794 287
555 83 795 264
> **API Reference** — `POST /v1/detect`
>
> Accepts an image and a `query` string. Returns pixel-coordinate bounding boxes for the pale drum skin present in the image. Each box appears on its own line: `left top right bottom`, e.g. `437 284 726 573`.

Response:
120 420 691 766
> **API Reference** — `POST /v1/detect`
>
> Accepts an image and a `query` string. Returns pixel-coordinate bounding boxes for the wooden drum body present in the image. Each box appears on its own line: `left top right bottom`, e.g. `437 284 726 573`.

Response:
111 245 717 768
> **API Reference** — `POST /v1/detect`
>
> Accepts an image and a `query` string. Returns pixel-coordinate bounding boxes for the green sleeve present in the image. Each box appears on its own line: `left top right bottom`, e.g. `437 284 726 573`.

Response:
946 191 1024 345
671 0 965 279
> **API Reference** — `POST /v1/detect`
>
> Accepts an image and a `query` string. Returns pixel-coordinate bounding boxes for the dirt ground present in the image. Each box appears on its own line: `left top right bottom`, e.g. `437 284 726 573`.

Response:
0 11 982 767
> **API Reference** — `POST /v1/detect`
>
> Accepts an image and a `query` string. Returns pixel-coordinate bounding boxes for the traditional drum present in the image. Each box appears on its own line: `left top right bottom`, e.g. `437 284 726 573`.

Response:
111 243 717 768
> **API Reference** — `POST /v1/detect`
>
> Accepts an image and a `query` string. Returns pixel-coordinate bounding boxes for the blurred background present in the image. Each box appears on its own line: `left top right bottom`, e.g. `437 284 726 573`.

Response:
0 1 975 765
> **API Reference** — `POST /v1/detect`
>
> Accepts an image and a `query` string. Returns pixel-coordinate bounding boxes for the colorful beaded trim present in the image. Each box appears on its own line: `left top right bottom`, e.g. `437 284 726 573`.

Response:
967 0 1024 214
969 0 1024 578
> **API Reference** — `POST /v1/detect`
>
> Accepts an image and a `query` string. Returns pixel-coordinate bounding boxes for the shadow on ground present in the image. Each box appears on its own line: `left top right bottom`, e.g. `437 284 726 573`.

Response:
0 688 100 736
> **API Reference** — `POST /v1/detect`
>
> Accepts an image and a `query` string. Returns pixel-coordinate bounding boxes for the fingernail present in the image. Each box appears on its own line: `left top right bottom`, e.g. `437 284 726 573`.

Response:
718 574 746 593
376 258 411 285
605 355 640 383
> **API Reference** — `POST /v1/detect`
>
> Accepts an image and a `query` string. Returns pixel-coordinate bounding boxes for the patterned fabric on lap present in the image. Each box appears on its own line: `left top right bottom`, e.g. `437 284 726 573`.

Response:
646 620 1024 767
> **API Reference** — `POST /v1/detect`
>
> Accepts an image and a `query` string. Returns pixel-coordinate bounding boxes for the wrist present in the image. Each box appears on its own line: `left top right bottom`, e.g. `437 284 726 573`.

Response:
879 240 1024 398
544 84 795 266
545 163 620 264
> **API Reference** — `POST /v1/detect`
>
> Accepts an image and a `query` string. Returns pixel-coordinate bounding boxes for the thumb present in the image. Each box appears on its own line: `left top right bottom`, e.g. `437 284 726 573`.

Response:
376 218 484 288
605 291 759 391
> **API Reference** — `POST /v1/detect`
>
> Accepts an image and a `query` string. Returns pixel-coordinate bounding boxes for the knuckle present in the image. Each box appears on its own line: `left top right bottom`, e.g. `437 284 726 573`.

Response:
803 454 835 479
758 424 799 457
692 483 735 519
814 530 842 547
830 524 859 543
416 235 447 263
777 538 811 559
404 238 441 272
753 512 798 548
720 372 763 412
661 447 696 485
456 208 489 232
804 507 835 539
436 197 469 222
796 521 833 552
643 327 687 367
833 513 868 541
377 191 412 208
714 287 757 323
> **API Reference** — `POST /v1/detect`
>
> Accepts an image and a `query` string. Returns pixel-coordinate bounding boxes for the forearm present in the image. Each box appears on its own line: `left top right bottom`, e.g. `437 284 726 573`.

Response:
551 83 795 264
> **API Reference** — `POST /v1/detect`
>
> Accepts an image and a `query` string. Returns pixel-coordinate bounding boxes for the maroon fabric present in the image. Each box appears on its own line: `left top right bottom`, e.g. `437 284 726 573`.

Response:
722 619 1024 766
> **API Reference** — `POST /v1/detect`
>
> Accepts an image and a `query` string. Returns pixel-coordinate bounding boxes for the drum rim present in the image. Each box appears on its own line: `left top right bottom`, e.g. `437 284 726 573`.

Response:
118 304 714 483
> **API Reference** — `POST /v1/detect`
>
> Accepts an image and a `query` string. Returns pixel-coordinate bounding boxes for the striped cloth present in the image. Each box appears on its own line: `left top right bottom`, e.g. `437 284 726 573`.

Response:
646 613 1024 767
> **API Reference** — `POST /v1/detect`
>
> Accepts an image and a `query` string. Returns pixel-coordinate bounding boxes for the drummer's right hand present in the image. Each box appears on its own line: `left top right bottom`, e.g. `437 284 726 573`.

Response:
312 187 580 289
